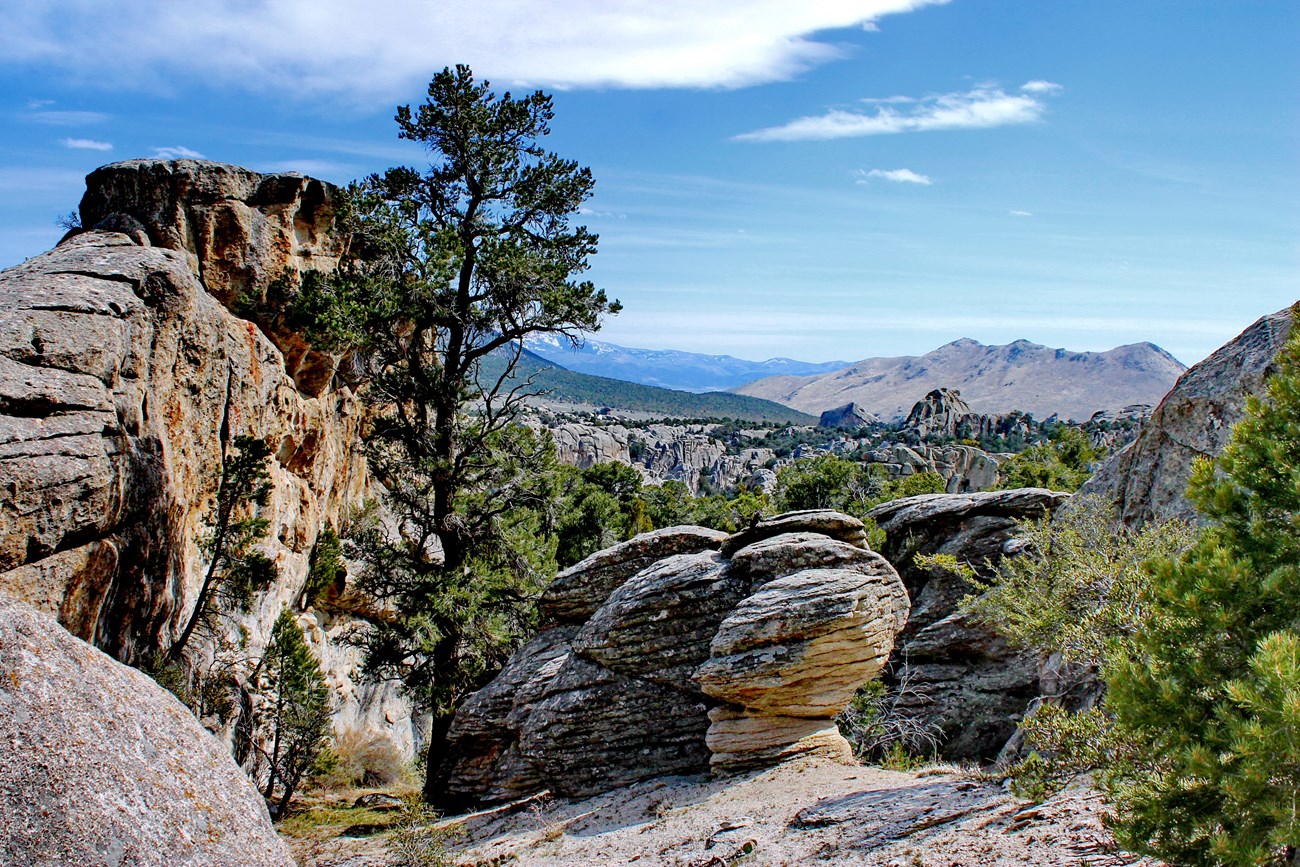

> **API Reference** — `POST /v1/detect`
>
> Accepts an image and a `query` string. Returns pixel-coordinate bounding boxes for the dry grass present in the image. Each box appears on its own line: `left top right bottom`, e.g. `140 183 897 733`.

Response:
317 728 412 790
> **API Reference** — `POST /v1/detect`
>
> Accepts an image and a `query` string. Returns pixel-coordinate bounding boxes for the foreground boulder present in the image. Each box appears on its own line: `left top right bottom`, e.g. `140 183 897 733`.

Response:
442 512 909 806
867 488 1070 761
0 596 292 866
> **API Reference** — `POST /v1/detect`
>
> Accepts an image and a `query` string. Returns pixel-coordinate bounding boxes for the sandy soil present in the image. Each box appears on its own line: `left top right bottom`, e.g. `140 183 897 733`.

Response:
290 758 1161 867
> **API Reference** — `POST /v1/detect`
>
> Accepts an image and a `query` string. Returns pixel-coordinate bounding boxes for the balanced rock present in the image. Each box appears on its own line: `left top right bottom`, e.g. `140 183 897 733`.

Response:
442 513 909 804
696 565 908 717
0 597 292 867
573 551 746 692
539 525 727 623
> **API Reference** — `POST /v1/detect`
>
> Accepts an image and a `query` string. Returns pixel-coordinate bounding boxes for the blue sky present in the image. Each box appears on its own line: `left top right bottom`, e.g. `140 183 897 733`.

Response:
1 0 1296 366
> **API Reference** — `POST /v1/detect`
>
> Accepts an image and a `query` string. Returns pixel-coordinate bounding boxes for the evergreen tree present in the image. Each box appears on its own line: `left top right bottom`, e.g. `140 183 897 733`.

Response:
252 608 332 817
1105 317 1300 866
290 65 618 807
170 435 277 660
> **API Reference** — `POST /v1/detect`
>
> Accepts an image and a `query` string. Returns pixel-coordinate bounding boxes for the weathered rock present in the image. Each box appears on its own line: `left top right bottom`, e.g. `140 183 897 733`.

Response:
442 627 577 806
1079 305 1294 524
0 163 419 760
517 655 712 799
904 388 975 440
573 552 746 692
353 792 404 811
866 489 1071 761
80 159 344 396
818 402 877 429
695 565 908 717
727 532 878 588
0 597 293 866
446 512 910 805
705 705 852 771
539 525 727 623
721 509 868 557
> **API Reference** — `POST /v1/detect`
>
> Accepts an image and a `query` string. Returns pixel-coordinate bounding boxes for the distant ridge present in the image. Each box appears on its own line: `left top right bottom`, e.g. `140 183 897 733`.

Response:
524 334 849 393
732 338 1186 421
484 347 817 424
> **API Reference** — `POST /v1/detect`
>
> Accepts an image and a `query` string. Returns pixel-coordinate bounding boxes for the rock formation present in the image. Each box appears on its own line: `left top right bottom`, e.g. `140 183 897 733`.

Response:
0 596 293 866
1079 305 1294 524
817 402 877 429
866 488 1071 761
0 160 420 756
441 511 909 805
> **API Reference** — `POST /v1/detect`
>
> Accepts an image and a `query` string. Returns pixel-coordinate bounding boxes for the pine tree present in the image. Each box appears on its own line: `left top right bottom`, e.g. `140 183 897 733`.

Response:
1105 313 1300 865
170 435 277 660
289 65 618 808
252 608 332 818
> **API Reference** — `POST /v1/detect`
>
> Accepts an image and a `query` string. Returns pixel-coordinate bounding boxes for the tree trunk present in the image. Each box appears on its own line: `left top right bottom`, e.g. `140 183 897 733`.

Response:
421 709 468 812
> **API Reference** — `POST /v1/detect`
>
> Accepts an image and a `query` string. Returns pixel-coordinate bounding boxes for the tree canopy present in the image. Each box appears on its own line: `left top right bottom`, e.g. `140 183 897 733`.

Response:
295 65 620 807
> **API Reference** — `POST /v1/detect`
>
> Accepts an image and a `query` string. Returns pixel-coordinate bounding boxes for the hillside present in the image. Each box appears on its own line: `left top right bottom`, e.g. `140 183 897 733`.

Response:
734 338 1186 420
483 346 818 424
524 334 849 392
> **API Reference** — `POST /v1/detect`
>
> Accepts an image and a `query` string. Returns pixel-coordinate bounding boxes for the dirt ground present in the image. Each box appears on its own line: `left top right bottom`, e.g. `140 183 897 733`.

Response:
287 758 1161 867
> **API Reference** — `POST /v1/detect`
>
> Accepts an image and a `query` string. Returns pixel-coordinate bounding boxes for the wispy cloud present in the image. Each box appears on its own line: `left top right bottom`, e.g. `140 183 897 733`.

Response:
1009 210 1034 217
152 146 205 160
0 1 949 100
855 168 933 185
62 137 112 151
736 81 1061 142
26 110 109 126
1020 80 1063 95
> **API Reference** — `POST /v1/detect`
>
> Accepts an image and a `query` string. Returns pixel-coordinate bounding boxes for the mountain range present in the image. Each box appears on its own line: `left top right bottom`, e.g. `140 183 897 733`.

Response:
733 338 1187 421
523 334 849 392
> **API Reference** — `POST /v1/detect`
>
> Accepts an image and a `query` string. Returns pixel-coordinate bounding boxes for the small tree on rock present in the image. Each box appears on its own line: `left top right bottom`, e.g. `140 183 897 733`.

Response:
170 434 277 660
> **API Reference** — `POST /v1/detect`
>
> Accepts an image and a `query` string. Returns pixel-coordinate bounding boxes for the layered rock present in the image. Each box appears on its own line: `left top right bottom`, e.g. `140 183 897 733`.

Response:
0 597 293 866
442 511 909 805
866 488 1071 761
0 161 420 757
1079 305 1294 524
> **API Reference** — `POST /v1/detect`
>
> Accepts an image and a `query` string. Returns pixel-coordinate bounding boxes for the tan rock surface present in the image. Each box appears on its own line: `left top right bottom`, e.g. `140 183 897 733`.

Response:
0 597 292 867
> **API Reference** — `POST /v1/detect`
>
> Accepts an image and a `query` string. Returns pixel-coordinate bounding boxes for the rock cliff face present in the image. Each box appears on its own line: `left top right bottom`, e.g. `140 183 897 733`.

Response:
441 511 909 806
0 597 293 866
1079 306 1294 524
867 489 1071 761
0 161 420 756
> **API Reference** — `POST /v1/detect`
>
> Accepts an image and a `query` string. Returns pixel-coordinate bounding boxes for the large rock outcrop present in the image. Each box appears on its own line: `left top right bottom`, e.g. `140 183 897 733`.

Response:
867 489 1070 761
442 511 909 806
1079 305 1294 524
0 161 420 756
0 597 293 866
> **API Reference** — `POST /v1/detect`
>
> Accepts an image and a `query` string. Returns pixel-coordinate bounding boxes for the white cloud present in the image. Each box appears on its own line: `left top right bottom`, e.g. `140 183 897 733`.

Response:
152 146 205 160
736 81 1060 142
0 1 949 101
855 167 933 185
1020 80 1063 94
1009 209 1034 217
62 137 112 151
